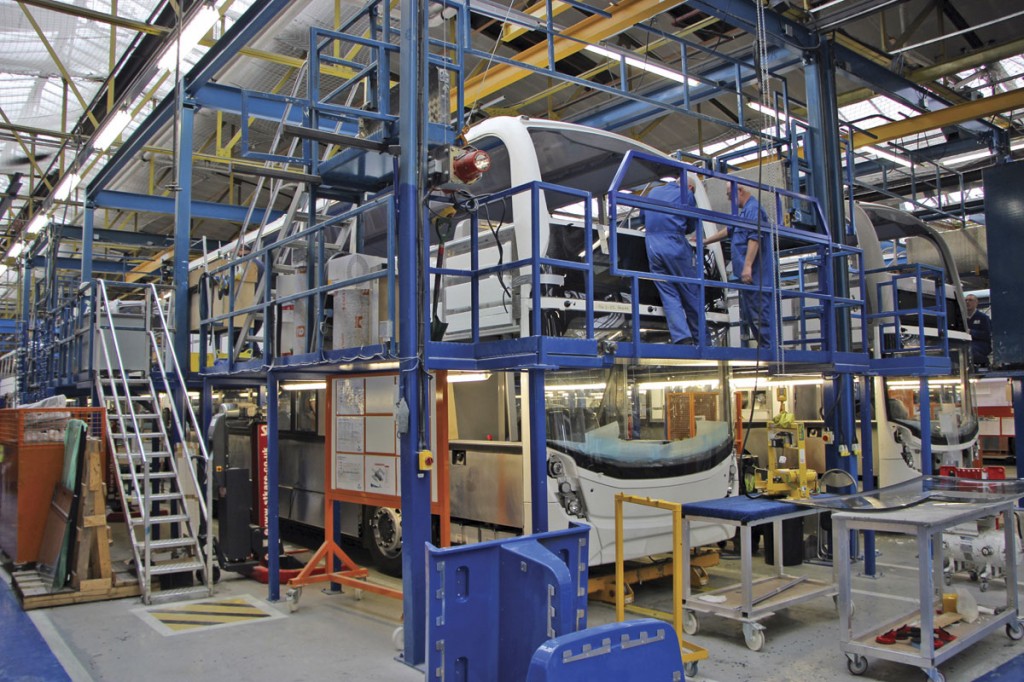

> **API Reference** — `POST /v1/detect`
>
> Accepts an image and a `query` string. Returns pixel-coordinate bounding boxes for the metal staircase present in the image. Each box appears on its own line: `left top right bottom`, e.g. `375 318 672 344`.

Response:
93 280 213 604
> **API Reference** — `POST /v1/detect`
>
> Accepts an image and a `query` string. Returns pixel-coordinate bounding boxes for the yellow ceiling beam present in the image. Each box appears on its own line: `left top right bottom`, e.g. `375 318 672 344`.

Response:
850 86 1024 148
501 1 573 43
458 0 686 111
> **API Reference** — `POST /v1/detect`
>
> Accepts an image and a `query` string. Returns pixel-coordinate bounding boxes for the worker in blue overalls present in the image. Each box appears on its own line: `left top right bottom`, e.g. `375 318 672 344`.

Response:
705 184 776 349
642 178 703 345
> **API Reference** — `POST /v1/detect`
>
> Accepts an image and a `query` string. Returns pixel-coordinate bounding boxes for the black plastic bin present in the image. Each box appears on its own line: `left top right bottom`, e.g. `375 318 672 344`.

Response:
764 516 805 566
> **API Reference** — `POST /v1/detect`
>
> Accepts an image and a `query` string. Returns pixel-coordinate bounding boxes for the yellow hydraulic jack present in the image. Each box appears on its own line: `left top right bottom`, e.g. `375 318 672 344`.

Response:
755 391 817 500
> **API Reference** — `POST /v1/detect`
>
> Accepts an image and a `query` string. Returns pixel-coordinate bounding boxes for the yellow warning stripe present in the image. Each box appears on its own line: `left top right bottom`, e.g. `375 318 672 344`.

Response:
150 604 264 615
152 613 268 624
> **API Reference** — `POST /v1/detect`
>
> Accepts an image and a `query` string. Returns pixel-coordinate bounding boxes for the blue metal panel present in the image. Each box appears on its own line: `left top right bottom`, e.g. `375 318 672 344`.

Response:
426 525 589 682
92 189 284 224
985 161 1024 368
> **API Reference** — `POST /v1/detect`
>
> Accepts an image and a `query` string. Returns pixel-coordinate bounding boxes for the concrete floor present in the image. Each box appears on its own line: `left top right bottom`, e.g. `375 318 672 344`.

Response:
6 533 1024 681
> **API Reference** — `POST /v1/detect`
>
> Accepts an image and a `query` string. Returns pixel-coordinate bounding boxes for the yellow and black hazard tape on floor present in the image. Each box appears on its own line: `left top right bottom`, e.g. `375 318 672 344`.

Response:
135 594 285 636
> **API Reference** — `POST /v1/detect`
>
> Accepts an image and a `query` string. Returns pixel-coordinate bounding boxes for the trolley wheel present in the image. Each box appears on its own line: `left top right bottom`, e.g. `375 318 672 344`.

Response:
847 654 868 676
353 588 364 601
392 626 404 650
743 624 765 652
832 595 855 617
944 574 952 587
1006 621 1024 641
969 571 979 582
286 587 302 612
683 660 698 679
928 671 945 682
980 580 989 593
682 609 699 636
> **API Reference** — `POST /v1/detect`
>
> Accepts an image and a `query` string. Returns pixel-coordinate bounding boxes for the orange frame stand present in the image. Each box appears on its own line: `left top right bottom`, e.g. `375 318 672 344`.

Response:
287 372 450 600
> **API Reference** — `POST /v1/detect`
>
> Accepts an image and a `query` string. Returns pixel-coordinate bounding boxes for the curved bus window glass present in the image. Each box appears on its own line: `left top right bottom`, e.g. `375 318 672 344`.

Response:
544 365 732 479
884 375 978 446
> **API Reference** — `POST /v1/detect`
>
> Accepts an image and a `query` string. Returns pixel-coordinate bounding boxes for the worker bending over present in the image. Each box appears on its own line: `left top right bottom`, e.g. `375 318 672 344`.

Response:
705 184 776 349
642 179 704 345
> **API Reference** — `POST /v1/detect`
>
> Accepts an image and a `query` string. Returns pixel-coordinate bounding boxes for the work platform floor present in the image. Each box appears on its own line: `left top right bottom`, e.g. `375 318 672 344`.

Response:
4 534 1024 681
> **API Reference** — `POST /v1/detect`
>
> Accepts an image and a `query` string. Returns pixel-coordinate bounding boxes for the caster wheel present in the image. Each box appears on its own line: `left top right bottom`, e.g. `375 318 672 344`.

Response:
353 588 364 601
847 654 868 676
980 581 989 593
1006 621 1024 641
743 624 765 652
392 626 404 650
969 571 979 582
195 565 222 584
944 574 952 586
682 609 699 636
683 661 698 678
286 587 302 612
929 672 945 682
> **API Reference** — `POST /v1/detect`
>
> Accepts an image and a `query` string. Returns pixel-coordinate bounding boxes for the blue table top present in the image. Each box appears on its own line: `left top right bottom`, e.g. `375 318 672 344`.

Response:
682 494 810 522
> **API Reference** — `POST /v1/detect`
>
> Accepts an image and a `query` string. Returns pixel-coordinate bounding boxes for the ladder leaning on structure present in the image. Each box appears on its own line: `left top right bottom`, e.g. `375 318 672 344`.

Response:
92 280 214 604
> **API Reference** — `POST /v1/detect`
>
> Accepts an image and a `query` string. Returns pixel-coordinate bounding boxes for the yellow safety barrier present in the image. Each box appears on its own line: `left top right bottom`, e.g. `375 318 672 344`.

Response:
614 493 708 673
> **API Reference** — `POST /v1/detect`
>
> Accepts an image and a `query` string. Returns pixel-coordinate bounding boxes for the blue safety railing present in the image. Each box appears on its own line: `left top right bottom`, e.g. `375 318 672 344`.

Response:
421 150 880 372
866 262 951 376
195 192 398 376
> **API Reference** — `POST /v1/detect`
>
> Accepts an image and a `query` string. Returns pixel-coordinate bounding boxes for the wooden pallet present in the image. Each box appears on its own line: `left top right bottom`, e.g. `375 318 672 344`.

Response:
12 568 140 610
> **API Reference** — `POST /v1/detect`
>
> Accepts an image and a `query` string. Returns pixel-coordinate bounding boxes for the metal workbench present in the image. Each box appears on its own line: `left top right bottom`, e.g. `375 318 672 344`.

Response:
835 499 1024 682
680 495 836 651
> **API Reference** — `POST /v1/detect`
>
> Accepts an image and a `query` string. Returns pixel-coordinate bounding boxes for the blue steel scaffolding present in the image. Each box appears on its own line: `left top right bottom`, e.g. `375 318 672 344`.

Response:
14 0 972 668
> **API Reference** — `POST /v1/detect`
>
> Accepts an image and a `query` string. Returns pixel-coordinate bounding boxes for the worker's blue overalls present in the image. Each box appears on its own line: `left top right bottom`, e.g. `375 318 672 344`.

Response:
731 195 776 349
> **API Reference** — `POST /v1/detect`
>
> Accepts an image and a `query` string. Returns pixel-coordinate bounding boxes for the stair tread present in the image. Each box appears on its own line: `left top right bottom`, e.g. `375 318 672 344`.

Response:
147 537 198 550
148 585 213 604
132 513 190 525
112 432 163 439
148 559 204 575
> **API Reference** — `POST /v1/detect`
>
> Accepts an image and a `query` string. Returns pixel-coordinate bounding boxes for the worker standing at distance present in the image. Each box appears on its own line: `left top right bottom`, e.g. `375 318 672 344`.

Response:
642 178 704 345
965 294 991 368
705 184 776 349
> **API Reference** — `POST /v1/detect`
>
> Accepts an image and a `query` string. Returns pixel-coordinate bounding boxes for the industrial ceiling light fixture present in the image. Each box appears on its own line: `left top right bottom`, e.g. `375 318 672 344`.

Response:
584 45 700 87
863 145 913 169
282 381 327 391
157 2 221 73
93 107 133 151
25 213 49 235
447 372 492 383
52 172 82 201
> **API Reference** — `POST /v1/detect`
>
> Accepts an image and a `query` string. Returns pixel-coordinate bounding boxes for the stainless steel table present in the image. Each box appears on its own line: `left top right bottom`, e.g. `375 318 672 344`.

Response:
835 500 1024 682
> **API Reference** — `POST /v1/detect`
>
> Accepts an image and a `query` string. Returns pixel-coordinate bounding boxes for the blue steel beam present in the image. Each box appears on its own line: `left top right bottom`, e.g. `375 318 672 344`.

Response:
60 222 175 248
87 0 293 195
29 256 129 275
93 189 284 224
192 82 360 137
684 0 998 139
575 45 793 131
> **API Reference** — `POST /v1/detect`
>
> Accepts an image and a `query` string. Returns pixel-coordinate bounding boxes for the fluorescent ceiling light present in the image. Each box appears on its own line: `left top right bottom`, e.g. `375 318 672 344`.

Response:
863 145 913 169
157 4 220 72
584 46 700 87
8 242 24 259
638 379 721 391
282 381 326 391
747 101 799 124
886 379 961 389
53 172 82 201
93 107 133 151
26 214 49 235
941 139 1024 166
544 382 607 393
447 372 492 383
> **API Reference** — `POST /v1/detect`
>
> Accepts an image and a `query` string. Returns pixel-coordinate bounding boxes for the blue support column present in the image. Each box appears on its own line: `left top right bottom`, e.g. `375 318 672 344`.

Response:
265 371 281 600
528 369 549 533
397 0 429 666
173 102 195 379
919 377 932 475
860 376 876 576
81 202 95 284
